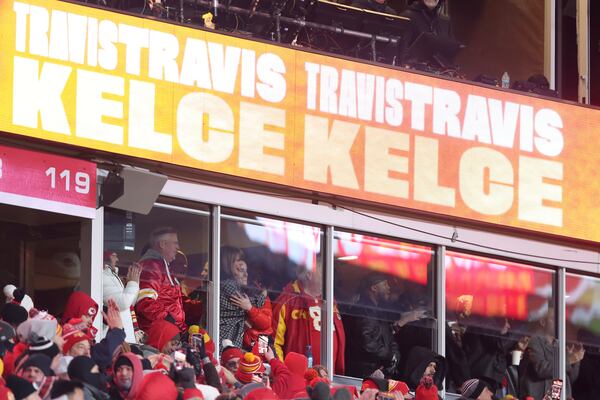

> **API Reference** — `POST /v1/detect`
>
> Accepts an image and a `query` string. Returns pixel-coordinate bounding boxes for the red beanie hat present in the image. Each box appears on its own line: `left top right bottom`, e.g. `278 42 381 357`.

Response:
221 346 244 366
62 325 92 355
284 351 308 376
235 352 265 384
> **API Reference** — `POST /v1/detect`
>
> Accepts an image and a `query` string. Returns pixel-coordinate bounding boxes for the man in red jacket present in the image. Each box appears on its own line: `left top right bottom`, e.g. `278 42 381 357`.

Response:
135 227 187 332
272 265 346 375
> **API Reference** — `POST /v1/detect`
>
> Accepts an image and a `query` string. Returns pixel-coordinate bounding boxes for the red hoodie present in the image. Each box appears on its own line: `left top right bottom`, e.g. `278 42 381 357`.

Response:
112 352 144 400
61 291 98 324
281 352 308 399
146 320 180 353
135 372 204 400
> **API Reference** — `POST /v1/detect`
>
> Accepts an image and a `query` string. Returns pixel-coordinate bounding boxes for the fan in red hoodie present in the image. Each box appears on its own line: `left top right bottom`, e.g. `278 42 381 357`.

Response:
109 352 144 400
61 291 99 337
272 265 346 374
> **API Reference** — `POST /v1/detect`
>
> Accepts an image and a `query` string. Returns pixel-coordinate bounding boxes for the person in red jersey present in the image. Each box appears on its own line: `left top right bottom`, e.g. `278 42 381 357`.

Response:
272 264 346 374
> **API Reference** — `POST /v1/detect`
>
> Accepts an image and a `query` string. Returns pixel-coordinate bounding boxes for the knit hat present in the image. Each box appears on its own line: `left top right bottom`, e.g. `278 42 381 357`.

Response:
18 353 53 376
114 355 133 371
104 250 117 262
461 379 488 399
235 352 265 383
3 285 16 302
0 321 15 342
68 356 102 389
17 318 58 344
221 343 243 366
62 325 92 355
284 352 308 376
28 340 60 359
1 303 28 327
5 375 36 400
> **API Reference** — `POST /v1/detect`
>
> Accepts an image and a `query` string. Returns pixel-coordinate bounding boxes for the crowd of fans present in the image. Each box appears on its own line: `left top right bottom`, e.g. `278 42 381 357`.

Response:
0 226 584 400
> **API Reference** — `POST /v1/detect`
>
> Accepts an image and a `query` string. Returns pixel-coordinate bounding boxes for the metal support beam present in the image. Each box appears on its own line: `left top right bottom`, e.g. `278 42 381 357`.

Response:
557 267 567 400
80 207 104 341
577 0 590 103
545 0 557 89
323 226 335 380
209 205 221 355
435 245 446 398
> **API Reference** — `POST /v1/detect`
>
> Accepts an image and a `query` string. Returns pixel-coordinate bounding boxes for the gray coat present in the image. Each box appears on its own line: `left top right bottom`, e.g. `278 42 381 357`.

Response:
519 335 580 400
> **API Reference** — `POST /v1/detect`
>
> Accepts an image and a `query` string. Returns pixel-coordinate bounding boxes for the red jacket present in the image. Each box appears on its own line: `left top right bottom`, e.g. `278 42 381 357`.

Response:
243 297 274 349
269 358 293 399
272 281 345 375
135 250 186 332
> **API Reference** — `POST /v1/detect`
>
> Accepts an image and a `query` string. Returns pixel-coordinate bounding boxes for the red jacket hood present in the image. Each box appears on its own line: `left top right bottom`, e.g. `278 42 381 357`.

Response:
136 372 178 400
113 352 144 400
146 320 180 353
61 291 98 324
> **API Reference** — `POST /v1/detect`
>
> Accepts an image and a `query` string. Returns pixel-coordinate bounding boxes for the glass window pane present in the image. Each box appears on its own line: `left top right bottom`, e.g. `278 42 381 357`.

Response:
567 273 600 400
335 231 436 385
219 212 327 369
445 251 556 399
104 203 210 342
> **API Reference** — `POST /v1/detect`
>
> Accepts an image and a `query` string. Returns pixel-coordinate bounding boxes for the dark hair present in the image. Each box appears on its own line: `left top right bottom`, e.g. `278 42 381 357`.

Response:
50 379 84 397
220 246 245 279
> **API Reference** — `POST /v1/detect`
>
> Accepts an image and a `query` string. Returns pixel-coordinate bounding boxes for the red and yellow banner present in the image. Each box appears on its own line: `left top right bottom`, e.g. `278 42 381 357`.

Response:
1 0 600 242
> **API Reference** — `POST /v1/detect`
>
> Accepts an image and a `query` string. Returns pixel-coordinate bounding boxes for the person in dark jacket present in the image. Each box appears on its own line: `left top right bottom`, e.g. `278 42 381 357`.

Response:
67 356 110 400
402 346 446 392
519 309 583 400
344 273 401 379
462 317 518 395
399 0 455 65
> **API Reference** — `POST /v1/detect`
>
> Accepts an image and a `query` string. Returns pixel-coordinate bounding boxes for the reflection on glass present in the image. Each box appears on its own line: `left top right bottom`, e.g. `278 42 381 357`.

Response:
444 251 557 399
567 273 600 400
104 206 210 339
219 214 337 372
335 231 437 386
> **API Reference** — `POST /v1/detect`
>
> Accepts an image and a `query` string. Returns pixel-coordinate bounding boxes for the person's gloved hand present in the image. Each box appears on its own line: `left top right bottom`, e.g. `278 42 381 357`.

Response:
186 347 203 375
173 366 197 389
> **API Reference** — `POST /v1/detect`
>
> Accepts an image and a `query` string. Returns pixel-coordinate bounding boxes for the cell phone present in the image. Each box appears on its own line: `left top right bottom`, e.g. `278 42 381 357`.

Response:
258 334 269 354
549 379 563 400
190 333 203 351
